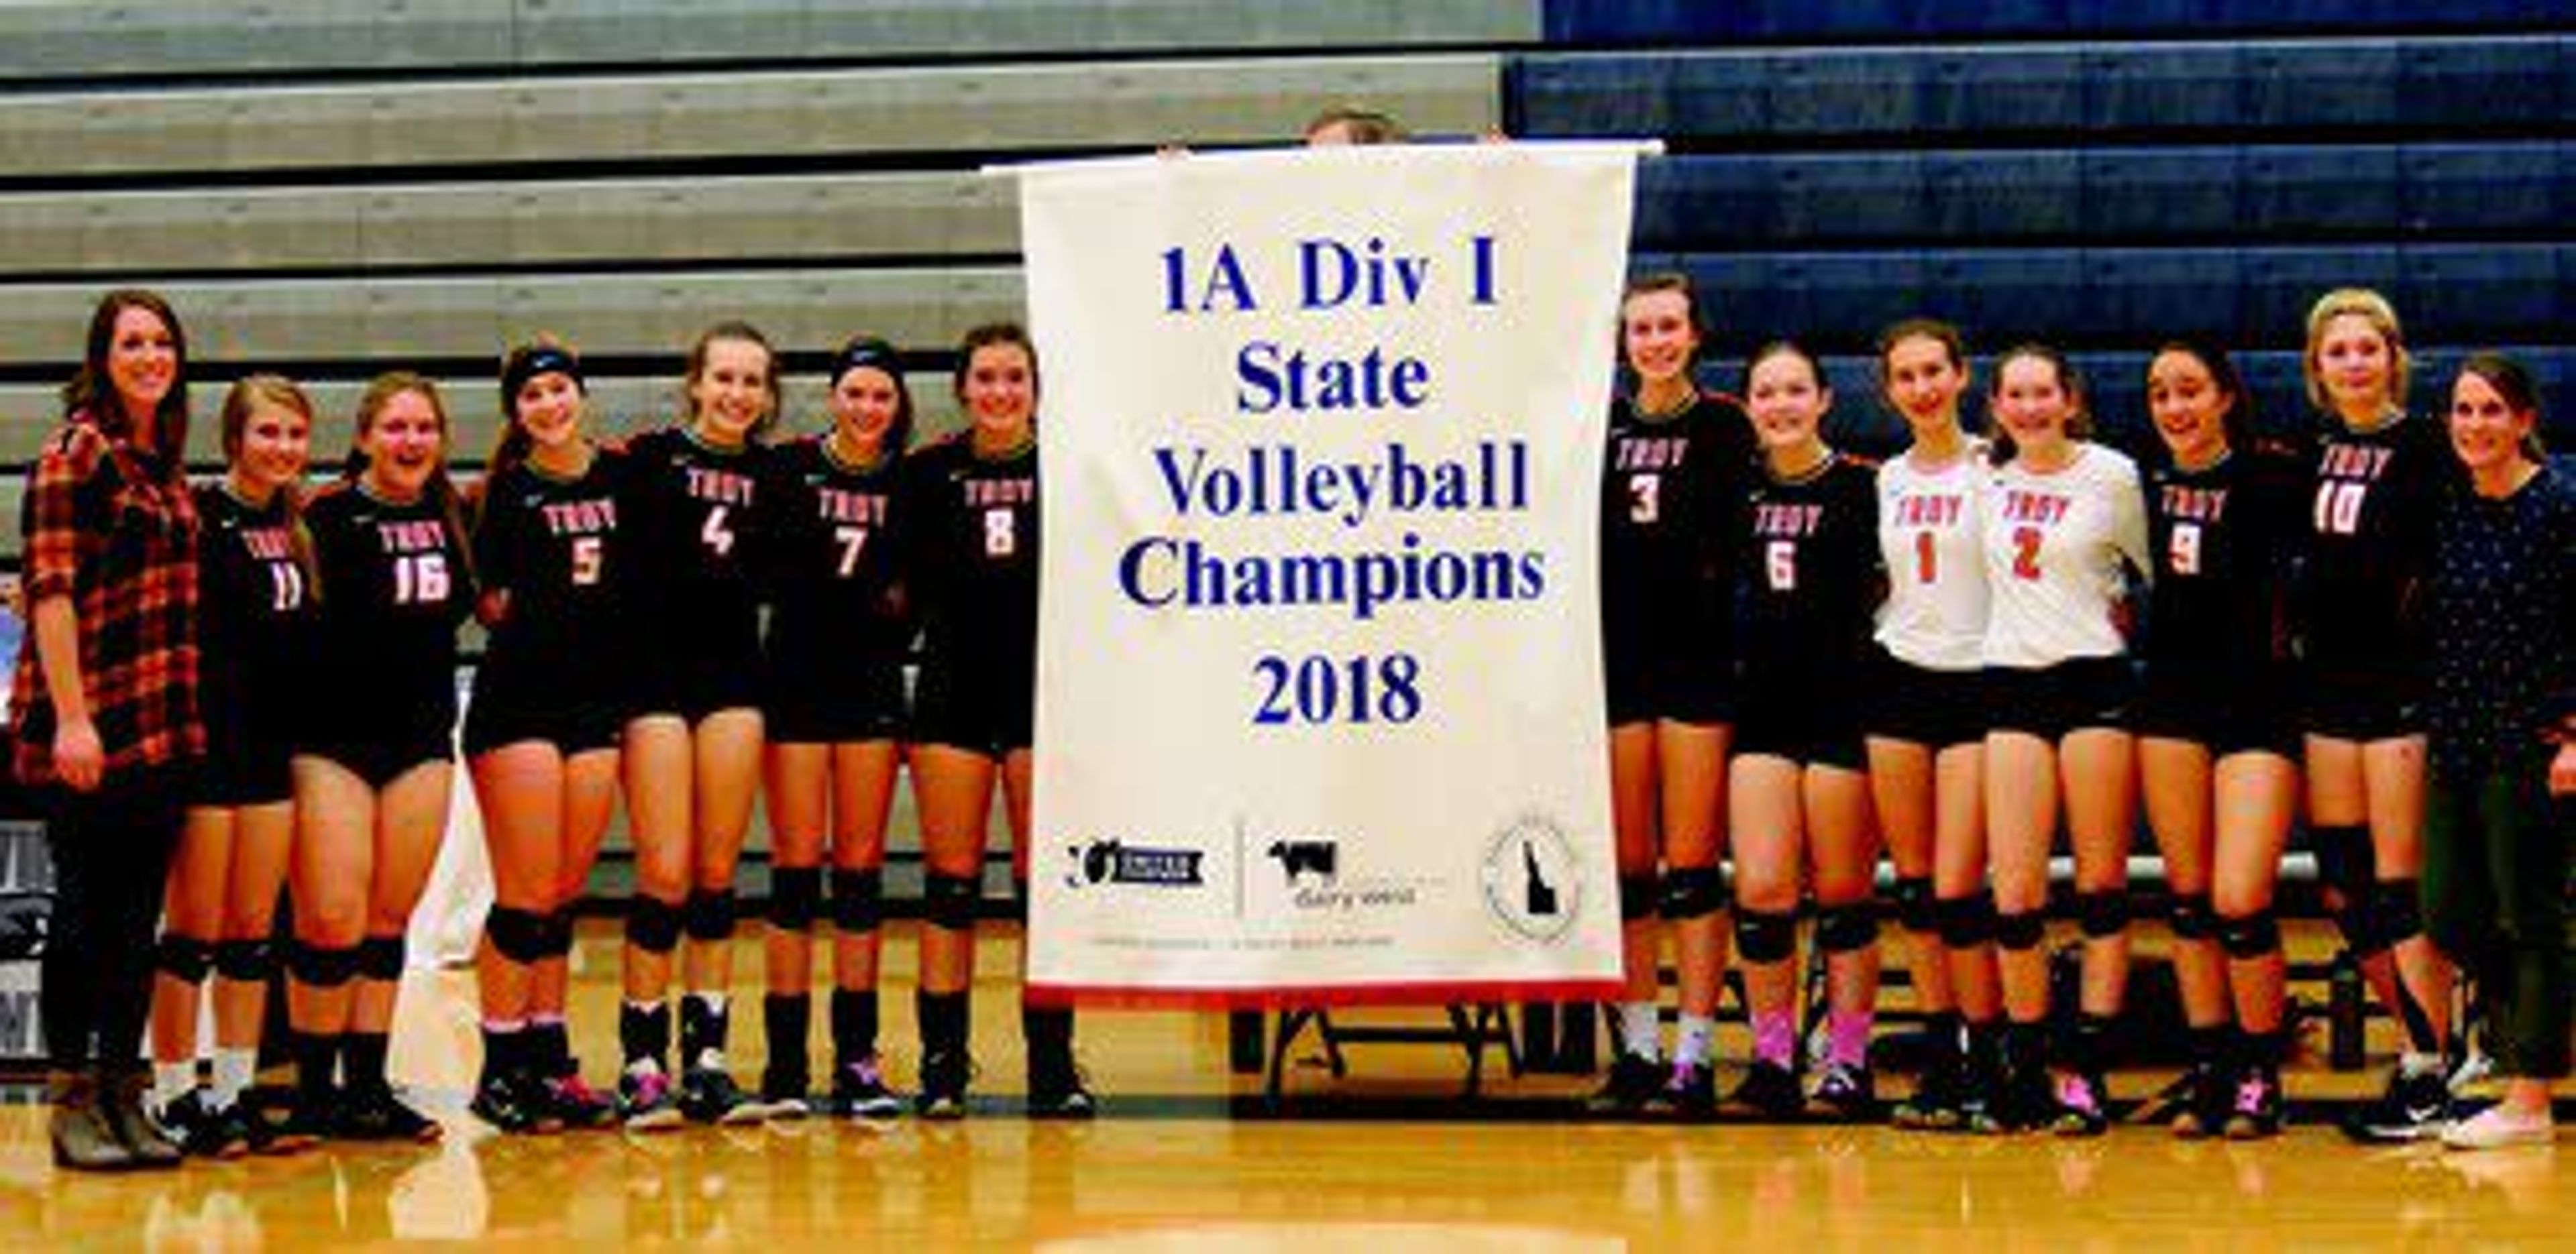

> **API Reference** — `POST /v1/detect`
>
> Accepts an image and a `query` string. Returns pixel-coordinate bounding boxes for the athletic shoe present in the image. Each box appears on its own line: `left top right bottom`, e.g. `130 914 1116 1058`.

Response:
275 1088 337 1148
679 1066 764 1126
157 1090 250 1160
338 1086 443 1144
2169 1061 2229 1140
1583 1052 1664 1117
2224 1068 2284 1140
471 1072 557 1135
1026 1053 1097 1120
617 1067 685 1133
1891 1058 1964 1131
1810 1062 1878 1122
1645 1060 1717 1122
542 1072 619 1131
2051 1072 2110 1137
829 1057 904 1120
1988 1058 2056 1134
1730 1060 1804 1121
916 1051 971 1121
2343 1066 2453 1144
759 1068 812 1122
2440 1104 2555 1151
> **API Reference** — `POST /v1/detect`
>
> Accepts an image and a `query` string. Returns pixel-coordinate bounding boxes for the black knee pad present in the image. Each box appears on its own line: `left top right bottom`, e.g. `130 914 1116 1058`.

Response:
627 893 685 955
2217 909 2281 959
2167 893 2215 942
541 909 576 960
830 868 884 933
1994 907 2047 952
154 933 213 983
922 872 980 933
1619 874 1659 922
1734 907 1798 964
2076 889 2130 939
357 934 406 980
1893 875 1937 933
1816 903 1878 954
213 937 275 982
288 939 359 987
486 905 553 964
2369 878 2424 950
1660 865 1725 921
1936 892 1995 948
1005 876 1030 925
684 887 738 942
768 866 822 932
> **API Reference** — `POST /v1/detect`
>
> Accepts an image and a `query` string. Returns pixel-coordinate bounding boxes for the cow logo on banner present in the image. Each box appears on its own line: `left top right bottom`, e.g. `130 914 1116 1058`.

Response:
1014 142 1644 1006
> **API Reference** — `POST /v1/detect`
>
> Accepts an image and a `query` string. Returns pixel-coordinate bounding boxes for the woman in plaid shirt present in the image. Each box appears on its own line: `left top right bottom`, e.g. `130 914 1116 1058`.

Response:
13 288 203 1172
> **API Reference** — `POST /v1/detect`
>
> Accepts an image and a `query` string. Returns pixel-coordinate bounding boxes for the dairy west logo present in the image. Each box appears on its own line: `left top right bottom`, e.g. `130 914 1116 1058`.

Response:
1063 840 1205 891
1264 839 1338 887
1481 812 1582 944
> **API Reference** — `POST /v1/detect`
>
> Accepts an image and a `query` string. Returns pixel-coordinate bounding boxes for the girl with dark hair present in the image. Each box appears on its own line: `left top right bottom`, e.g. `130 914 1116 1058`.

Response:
755 336 916 1119
1586 273 1750 1119
2421 353 2570 1150
1725 342 1884 1120
148 376 321 1158
463 338 629 1133
611 322 780 1128
903 322 1091 1119
2133 341 2306 1138
1976 346 2150 1135
1865 319 1994 1131
2295 288 2463 1143
16 289 202 1170
285 373 475 1144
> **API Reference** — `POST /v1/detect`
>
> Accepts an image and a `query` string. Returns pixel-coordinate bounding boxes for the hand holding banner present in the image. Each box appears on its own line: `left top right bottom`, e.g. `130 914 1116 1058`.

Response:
1019 143 1640 1006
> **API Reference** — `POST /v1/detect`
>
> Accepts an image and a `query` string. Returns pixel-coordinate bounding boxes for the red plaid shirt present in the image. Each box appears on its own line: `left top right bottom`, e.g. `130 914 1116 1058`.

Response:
11 413 203 785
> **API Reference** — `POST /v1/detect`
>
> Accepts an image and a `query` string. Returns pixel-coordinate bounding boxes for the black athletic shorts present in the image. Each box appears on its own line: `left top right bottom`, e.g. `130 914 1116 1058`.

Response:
910 655 1031 758
1734 663 1867 771
1984 656 2135 742
2135 661 2300 759
1861 652 1990 750
764 649 908 745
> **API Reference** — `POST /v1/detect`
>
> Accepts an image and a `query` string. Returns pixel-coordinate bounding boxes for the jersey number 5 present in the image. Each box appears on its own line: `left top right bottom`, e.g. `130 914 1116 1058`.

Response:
570 535 604 586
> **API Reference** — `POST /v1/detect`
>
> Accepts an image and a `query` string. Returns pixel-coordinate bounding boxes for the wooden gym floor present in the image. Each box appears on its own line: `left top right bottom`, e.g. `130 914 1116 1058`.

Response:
0 922 2564 1250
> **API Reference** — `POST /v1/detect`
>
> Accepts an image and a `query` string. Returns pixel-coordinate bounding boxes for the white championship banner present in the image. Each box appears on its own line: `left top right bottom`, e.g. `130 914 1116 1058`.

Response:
1019 142 1639 1006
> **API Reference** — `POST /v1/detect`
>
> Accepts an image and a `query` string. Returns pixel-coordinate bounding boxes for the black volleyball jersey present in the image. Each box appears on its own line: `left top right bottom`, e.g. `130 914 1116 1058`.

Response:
1601 392 1754 651
2144 445 2304 673
193 483 317 730
620 426 773 657
305 480 473 720
767 436 909 661
2303 414 2452 659
473 448 631 685
902 433 1037 666
1741 451 1880 673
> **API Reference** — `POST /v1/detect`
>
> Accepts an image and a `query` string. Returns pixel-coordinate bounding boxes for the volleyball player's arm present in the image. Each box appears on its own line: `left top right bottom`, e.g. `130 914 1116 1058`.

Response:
470 476 517 628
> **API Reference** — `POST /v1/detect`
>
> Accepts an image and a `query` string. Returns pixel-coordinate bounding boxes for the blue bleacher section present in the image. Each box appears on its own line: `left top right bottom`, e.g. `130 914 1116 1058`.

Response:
1543 0 2542 43
1509 36 2570 139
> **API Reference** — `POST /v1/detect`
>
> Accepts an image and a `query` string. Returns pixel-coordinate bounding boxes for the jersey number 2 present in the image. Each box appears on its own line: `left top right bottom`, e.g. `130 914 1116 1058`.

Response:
2010 526 2043 581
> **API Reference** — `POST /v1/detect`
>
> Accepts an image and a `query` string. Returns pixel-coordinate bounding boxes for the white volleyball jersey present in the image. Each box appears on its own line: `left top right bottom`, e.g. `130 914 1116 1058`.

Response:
1874 446 1991 671
1979 442 2151 669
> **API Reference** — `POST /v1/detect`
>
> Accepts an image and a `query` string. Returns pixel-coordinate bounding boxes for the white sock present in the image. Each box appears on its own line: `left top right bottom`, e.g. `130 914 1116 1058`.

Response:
2400 1051 2445 1079
1674 1015 1717 1068
151 1062 196 1112
688 991 729 1018
1617 1002 1662 1060
210 1048 258 1111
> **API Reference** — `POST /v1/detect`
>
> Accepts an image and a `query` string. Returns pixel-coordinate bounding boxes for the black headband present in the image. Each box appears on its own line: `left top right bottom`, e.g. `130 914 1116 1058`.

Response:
503 345 584 407
833 339 901 388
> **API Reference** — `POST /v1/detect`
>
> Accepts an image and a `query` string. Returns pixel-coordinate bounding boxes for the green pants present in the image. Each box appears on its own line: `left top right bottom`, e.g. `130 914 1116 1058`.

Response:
2424 756 2571 1080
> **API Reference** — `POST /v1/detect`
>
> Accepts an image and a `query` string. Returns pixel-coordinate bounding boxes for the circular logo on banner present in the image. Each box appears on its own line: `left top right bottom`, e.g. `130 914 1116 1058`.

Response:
1482 813 1581 944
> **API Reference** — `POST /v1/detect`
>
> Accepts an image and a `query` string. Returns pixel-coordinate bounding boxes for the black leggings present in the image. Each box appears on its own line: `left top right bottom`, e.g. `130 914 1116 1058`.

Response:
42 768 182 1070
